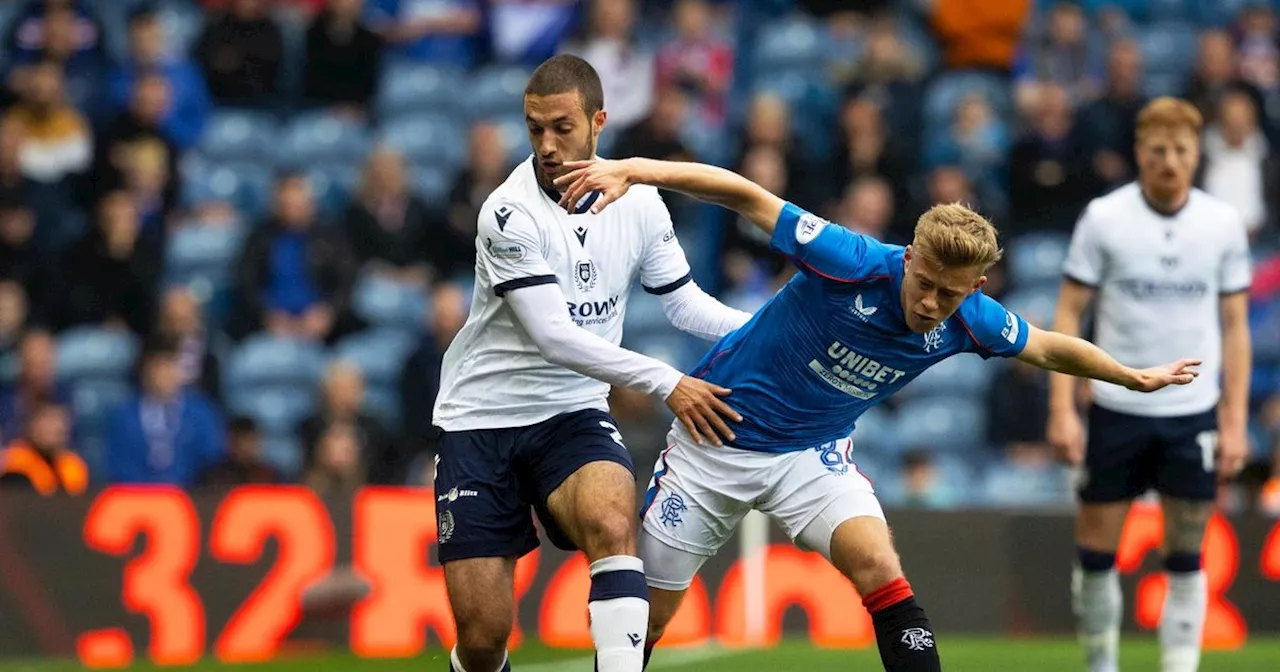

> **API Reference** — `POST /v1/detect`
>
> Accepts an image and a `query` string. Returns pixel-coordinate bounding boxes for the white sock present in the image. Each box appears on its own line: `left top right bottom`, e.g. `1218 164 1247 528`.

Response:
449 647 509 672
588 555 650 672
1160 570 1207 672
1073 565 1122 672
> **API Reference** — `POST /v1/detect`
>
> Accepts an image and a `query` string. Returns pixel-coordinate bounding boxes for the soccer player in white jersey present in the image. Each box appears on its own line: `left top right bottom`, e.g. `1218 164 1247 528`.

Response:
430 55 750 672
1048 98 1253 672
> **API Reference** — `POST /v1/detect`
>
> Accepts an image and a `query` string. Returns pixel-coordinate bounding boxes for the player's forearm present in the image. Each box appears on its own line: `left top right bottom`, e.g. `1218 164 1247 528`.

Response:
1219 320 1252 432
1023 329 1142 390
1047 310 1084 413
624 158 783 234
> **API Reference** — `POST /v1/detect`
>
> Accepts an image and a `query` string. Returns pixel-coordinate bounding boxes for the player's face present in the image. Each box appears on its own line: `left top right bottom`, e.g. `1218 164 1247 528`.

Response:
901 247 986 333
525 91 607 187
1136 126 1199 204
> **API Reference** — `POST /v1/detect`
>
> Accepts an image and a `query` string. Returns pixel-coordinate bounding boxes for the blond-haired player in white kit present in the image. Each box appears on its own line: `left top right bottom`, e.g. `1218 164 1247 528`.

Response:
430 55 750 672
1049 97 1253 672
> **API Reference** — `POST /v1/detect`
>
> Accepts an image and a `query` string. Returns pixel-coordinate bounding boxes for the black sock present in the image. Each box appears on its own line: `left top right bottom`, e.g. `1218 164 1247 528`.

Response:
643 641 655 669
870 595 941 671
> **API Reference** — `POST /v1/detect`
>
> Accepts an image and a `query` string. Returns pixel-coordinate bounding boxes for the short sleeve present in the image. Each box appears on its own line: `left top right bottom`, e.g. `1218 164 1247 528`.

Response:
960 293 1030 360
476 201 557 297
638 192 693 295
1062 203 1106 286
769 202 882 281
1220 210 1252 294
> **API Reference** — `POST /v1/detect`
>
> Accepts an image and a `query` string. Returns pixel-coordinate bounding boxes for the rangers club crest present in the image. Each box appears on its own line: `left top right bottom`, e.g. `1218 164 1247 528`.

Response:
659 493 688 528
901 627 934 651
922 322 947 353
574 259 598 292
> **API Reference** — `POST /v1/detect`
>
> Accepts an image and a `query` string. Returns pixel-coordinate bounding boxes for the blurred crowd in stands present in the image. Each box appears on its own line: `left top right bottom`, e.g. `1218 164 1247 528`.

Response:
0 0 1278 515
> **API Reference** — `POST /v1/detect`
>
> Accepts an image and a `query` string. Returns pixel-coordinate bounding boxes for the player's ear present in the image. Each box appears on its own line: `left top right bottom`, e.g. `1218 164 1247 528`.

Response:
593 108 607 134
972 275 988 294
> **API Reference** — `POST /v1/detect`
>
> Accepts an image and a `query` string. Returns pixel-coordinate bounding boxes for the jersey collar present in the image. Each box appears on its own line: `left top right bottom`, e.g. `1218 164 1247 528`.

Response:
531 156 601 214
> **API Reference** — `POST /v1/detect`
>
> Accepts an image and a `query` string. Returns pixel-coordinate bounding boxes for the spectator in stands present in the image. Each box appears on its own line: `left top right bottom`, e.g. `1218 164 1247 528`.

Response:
195 0 285 107
199 415 281 486
833 176 895 242
0 281 27 382
57 191 161 335
926 94 1009 198
1203 89 1277 238
401 282 466 461
365 0 482 67
612 85 693 164
657 0 733 128
1009 83 1087 233
561 0 654 131
13 2 105 119
120 138 173 235
155 288 221 403
1072 40 1144 193
0 196 52 325
721 145 791 298
833 18 924 152
3 60 91 186
343 147 436 287
735 93 821 205
898 449 958 509
233 173 358 343
1013 0 1099 105
94 74 181 218
922 164 981 215
0 401 86 495
304 422 365 496
1184 29 1263 127
304 0 383 113
105 335 225 486
0 330 70 442
1235 4 1280 125
6 0 104 75
108 5 210 151
830 93 911 217
929 0 1031 72
301 361 398 484
444 122 510 279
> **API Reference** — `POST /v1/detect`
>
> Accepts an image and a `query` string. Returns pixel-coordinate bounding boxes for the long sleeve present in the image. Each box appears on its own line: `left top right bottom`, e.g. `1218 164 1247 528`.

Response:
506 282 684 400
659 280 751 341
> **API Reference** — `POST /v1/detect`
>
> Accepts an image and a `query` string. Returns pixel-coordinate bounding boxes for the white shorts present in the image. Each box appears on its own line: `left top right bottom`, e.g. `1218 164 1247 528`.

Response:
639 424 884 590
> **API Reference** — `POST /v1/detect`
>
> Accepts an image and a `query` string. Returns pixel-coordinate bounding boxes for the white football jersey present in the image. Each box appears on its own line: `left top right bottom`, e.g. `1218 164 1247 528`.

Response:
1062 183 1252 417
432 157 693 431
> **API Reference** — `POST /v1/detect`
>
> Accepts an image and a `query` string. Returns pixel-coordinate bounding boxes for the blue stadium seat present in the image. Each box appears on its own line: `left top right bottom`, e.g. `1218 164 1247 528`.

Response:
224 335 326 391
493 115 532 167
155 0 206 59
333 329 416 389
1000 287 1060 329
898 353 994 400
182 160 274 218
409 164 455 205
1135 22 1198 79
362 386 402 431
164 224 246 291
1007 231 1071 289
71 379 132 431
281 113 372 167
626 333 701 373
1193 0 1253 26
227 386 316 435
261 432 304 479
351 274 430 332
621 289 668 339
981 461 1073 507
850 404 899 454
199 111 279 164
57 328 140 383
753 16 828 71
464 67 533 120
378 64 463 117
892 397 987 452
378 114 466 167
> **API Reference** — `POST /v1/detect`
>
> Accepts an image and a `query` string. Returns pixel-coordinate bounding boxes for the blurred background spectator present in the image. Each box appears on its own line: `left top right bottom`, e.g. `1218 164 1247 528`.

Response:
0 400 86 495
0 0 1269 514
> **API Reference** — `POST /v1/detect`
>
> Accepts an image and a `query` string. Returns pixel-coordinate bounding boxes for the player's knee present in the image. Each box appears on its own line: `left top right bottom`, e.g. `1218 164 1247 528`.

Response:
1162 498 1212 554
577 509 637 558
456 617 510 657
843 546 904 595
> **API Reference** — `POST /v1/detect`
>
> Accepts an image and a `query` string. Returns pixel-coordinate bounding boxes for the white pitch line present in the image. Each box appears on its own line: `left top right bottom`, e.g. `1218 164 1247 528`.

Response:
517 645 737 671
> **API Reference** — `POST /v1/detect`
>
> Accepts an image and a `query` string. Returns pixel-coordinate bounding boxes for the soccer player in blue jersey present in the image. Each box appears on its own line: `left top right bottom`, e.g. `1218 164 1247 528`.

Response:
553 157 1202 672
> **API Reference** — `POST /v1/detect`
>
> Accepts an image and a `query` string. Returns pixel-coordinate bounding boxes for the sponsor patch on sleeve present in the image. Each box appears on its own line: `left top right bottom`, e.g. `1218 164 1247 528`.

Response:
484 237 526 262
796 213 828 245
1001 310 1020 344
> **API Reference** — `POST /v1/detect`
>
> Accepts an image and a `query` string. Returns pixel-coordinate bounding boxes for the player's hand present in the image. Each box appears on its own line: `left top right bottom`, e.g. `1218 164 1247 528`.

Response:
665 376 742 447
1046 409 1086 466
553 158 635 214
1125 359 1202 392
1216 425 1249 481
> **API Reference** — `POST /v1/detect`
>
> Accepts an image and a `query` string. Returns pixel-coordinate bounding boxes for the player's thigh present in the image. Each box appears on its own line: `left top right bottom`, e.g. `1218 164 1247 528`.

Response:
526 410 638 558
444 556 518 649
1154 409 1219 507
1077 405 1158 524
758 439 880 553
1076 500 1133 551
639 427 758 561
435 428 539 563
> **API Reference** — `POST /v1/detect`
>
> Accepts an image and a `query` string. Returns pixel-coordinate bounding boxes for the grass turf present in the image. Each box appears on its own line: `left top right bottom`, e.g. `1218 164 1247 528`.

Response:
2 638 1279 671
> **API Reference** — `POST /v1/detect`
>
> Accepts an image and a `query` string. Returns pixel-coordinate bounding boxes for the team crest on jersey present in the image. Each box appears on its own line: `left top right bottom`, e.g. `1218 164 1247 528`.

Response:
485 237 525 262
574 259 598 291
438 510 455 543
922 322 947 352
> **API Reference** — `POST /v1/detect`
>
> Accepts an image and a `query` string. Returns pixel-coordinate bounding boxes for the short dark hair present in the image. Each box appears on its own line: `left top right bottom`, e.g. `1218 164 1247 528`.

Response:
524 54 604 118
141 333 182 362
228 416 259 436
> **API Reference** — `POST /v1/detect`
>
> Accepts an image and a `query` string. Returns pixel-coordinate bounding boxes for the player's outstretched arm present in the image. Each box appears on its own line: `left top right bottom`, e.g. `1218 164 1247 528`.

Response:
553 158 786 235
1045 279 1094 464
505 282 743 446
1017 324 1202 393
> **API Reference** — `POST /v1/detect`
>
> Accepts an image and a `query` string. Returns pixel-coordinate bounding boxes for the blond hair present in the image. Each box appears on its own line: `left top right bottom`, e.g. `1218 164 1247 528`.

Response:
1136 97 1203 141
912 203 1002 270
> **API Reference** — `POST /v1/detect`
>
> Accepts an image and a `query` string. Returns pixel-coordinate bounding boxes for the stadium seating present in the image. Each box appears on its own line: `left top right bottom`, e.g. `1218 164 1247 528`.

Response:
1006 232 1071 290
304 162 361 216
892 397 988 453
377 64 463 118
897 352 994 401
181 160 275 218
164 224 246 292
281 112 372 168
464 67 534 120
224 334 327 391
752 16 828 73
378 114 467 168
850 404 900 454
199 111 280 165
333 329 416 390
56 328 141 384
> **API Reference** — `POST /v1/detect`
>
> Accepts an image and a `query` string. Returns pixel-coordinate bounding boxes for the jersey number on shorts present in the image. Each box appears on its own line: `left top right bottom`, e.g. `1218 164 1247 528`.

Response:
601 421 625 448
1196 430 1219 473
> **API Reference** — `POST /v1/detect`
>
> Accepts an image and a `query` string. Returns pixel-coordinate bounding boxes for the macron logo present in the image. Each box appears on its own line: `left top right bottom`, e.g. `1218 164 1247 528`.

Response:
495 206 512 231
628 633 642 647
853 294 877 320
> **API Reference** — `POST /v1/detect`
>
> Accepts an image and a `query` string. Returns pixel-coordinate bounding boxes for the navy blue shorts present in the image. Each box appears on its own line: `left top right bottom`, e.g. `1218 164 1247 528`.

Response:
1078 405 1218 503
433 408 634 563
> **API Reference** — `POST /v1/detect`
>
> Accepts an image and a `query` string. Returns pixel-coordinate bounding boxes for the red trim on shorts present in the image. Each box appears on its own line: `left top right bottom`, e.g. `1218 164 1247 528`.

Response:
862 576 914 613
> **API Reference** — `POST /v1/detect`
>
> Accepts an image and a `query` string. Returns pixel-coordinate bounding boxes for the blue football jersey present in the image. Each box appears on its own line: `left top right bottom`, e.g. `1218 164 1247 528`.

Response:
692 203 1031 453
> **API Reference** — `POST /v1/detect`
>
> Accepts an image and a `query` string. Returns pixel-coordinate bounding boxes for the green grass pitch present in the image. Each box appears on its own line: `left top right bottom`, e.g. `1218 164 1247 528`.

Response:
3 638 1280 672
